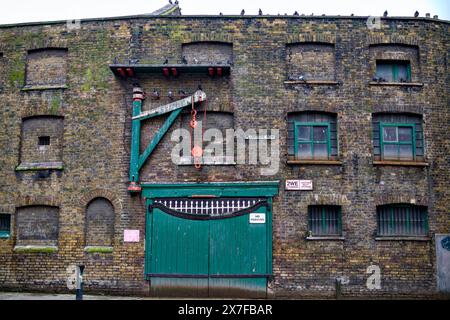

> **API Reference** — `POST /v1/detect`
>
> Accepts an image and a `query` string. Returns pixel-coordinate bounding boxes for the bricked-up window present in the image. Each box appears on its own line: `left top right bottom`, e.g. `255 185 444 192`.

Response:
16 206 59 246
0 214 11 238
376 60 411 82
25 48 68 87
20 116 64 165
85 198 115 247
177 111 235 165
286 43 335 81
308 206 342 236
377 204 428 236
372 113 424 162
181 42 233 65
288 112 338 161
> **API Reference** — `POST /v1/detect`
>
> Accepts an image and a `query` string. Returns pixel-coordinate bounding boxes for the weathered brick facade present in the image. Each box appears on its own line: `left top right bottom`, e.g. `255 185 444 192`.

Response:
0 5 449 298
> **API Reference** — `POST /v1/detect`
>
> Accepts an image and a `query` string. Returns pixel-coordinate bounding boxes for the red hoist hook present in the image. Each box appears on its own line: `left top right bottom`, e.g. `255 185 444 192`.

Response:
190 94 205 169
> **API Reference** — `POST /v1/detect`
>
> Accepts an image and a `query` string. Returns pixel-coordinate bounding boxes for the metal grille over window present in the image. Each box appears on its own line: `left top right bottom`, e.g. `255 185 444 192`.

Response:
154 198 263 216
377 205 428 236
308 205 342 236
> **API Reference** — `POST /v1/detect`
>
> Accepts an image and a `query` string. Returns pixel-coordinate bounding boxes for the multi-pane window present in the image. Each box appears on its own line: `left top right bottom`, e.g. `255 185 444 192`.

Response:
380 124 415 161
295 123 330 160
288 112 338 161
377 205 428 236
0 214 11 238
308 205 342 236
375 60 411 82
372 113 424 162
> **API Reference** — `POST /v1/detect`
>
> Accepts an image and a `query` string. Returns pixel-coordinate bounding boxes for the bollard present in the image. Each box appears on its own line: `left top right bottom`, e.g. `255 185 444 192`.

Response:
76 265 85 300
335 278 342 300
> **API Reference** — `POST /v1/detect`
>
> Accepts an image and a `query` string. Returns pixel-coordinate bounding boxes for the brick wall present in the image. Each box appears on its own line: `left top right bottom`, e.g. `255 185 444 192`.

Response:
0 15 448 298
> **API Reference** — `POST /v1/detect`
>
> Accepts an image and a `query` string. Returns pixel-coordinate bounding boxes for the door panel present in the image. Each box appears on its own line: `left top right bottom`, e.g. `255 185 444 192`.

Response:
150 208 209 297
209 206 267 297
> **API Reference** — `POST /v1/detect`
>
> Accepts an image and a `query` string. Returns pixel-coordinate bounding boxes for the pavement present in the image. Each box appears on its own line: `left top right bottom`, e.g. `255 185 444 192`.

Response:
0 291 145 300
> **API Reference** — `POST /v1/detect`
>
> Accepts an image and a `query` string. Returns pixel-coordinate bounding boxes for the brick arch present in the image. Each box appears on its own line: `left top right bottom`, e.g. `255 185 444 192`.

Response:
372 105 424 114
287 110 337 117
181 33 234 44
80 189 122 212
367 34 419 47
305 193 351 206
286 104 340 114
14 195 61 208
27 41 69 52
19 103 65 119
373 194 428 206
286 33 336 44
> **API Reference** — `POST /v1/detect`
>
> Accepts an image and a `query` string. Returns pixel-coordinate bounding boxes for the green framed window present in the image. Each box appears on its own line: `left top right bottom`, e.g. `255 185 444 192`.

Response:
377 204 428 236
0 214 11 238
376 60 411 82
380 123 415 161
308 205 342 236
294 122 331 160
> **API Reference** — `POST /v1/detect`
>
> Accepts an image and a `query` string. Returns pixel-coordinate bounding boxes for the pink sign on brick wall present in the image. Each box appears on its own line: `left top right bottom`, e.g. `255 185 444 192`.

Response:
124 230 140 242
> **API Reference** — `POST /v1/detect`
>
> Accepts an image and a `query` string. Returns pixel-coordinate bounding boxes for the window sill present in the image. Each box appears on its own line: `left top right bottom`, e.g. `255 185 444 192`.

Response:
21 84 68 91
369 82 423 87
375 236 430 241
16 162 64 171
284 80 339 85
84 246 113 254
14 245 58 253
306 236 345 241
287 160 342 165
373 161 428 167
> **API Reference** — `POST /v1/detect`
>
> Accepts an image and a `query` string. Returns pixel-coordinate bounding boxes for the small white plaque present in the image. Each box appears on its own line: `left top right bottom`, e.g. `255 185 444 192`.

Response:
285 179 313 190
124 230 140 242
249 213 266 224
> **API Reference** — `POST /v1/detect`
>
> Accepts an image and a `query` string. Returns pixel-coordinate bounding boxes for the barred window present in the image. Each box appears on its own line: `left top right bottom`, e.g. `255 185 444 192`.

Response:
0 214 11 238
377 204 428 236
308 205 342 236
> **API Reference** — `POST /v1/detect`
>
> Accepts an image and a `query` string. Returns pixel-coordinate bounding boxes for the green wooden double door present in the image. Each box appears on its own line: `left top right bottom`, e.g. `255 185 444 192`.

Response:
146 198 270 298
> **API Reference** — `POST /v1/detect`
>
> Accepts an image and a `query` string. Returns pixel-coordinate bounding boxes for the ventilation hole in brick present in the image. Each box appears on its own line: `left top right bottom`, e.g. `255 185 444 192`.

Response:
38 136 50 146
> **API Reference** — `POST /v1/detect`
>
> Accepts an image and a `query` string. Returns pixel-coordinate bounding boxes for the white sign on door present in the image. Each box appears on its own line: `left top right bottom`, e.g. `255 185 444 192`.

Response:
285 179 313 190
249 213 266 224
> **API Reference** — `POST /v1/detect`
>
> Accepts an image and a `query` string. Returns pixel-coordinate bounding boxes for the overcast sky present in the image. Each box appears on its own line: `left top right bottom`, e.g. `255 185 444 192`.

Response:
0 0 448 25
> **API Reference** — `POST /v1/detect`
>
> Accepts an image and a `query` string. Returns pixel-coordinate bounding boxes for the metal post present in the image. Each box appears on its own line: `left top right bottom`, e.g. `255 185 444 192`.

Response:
129 85 145 192
76 265 85 300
